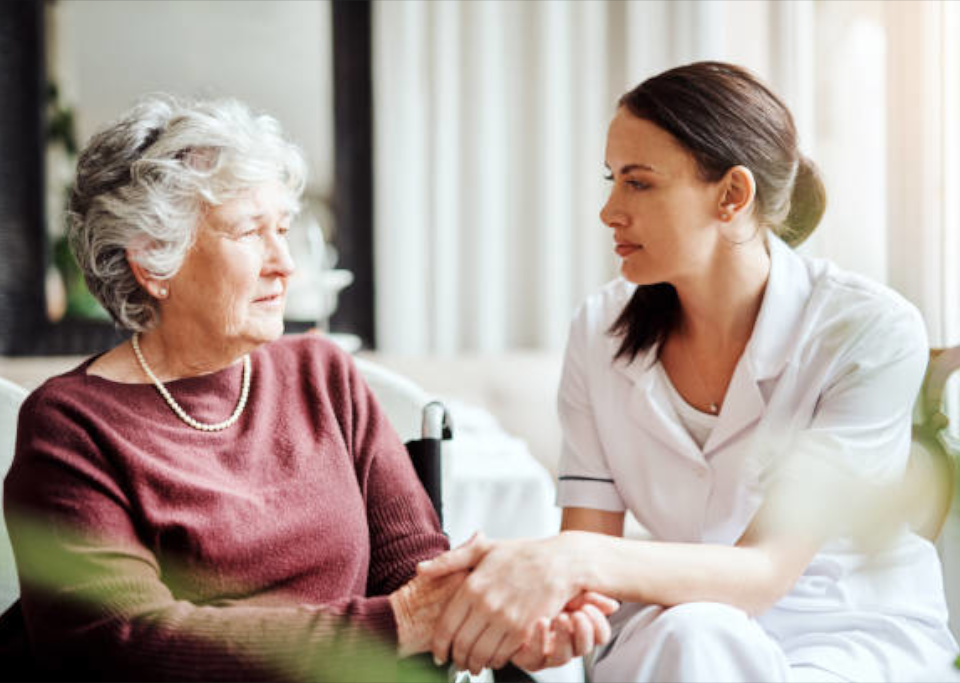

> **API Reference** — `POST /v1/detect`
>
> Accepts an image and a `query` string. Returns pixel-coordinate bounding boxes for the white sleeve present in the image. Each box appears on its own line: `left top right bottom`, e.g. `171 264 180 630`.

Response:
555 304 626 512
761 301 928 537
809 302 927 478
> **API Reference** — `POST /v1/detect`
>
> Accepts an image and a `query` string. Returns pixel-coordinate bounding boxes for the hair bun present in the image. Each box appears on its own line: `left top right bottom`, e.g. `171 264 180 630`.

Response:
778 155 827 246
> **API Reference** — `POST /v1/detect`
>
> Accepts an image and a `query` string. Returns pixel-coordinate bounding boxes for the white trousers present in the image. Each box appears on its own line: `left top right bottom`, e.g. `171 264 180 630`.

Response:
586 602 948 683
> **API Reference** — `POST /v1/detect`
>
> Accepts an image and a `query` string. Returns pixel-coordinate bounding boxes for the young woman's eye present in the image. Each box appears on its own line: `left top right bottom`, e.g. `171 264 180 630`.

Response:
627 180 650 191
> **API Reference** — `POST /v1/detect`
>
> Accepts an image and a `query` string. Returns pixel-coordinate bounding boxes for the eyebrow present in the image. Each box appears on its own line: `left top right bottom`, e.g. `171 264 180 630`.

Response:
605 163 659 175
245 209 292 222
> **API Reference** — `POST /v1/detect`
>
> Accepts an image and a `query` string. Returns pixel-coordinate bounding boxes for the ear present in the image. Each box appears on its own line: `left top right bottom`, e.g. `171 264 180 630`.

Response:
126 250 170 300
716 165 756 222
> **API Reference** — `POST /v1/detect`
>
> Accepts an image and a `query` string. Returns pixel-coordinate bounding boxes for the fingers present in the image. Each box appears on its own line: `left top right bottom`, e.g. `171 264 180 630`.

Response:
488 618 532 671
542 617 557 658
466 626 508 675
451 614 488 672
581 603 612 646
570 610 593 657
581 591 620 615
418 531 491 578
508 617 549 672
543 613 574 669
565 590 620 616
431 589 473 665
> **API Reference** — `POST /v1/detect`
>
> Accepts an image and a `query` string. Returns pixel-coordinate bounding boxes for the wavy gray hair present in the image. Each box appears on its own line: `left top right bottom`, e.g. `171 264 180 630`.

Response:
67 95 307 331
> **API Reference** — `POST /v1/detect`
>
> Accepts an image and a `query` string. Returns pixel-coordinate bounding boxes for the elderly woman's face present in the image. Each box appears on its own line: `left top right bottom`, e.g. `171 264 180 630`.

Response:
163 181 296 347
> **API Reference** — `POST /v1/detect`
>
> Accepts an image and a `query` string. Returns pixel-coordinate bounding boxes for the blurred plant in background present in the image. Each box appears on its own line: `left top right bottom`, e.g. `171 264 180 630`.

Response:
45 81 107 323
7 512 444 682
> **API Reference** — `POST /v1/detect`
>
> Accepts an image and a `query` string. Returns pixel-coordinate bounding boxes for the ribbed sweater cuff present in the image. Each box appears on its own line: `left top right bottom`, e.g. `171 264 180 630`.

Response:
358 594 398 643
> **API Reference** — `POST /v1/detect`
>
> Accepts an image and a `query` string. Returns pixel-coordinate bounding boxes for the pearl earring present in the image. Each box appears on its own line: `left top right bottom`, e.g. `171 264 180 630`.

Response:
159 287 168 297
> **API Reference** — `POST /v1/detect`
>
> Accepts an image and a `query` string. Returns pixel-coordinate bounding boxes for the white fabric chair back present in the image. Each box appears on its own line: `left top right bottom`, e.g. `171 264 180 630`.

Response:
353 357 431 444
0 376 28 613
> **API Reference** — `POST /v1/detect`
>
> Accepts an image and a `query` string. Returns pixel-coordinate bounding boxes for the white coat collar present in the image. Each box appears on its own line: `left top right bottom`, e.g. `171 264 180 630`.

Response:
745 233 812 381
611 233 812 459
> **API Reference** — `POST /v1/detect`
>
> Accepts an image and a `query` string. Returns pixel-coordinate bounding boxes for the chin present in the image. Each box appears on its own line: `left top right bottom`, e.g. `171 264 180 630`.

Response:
247 316 285 344
263 319 286 341
621 263 660 287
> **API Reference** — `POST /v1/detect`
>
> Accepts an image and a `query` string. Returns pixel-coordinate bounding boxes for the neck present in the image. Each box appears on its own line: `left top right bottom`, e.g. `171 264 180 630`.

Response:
135 326 248 381
672 236 771 351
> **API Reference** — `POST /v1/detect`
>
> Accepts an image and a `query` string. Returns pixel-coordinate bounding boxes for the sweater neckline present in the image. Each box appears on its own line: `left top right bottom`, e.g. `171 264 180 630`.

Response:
76 349 247 390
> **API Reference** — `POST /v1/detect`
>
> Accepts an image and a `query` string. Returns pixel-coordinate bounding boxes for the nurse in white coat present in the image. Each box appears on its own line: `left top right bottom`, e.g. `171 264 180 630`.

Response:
420 61 957 681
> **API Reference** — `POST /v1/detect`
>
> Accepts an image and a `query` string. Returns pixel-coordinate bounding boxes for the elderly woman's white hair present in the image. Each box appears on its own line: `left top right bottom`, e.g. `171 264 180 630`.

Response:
67 95 307 331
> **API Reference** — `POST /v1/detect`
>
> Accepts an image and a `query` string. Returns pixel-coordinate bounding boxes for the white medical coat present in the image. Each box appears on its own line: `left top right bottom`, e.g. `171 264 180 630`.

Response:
556 235 957 680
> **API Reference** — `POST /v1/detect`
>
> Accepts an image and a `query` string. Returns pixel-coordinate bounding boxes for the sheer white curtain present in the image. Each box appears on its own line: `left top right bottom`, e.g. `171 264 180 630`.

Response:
373 0 618 354
371 0 957 357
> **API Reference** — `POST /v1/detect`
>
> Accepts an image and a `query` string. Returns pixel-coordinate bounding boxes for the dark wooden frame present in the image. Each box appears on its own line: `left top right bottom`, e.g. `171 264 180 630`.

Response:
0 1 50 355
0 0 374 355
330 0 375 348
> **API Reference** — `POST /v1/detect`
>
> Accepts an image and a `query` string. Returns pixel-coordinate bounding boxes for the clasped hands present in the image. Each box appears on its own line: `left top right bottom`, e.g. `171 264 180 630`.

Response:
389 532 617 675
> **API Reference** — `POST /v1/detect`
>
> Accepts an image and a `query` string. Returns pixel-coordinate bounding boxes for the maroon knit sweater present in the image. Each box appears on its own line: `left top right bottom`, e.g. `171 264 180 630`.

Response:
4 335 449 681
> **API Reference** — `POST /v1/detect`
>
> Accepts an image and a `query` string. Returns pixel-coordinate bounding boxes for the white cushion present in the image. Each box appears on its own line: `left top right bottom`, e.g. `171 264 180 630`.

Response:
0 376 27 613
353 357 432 444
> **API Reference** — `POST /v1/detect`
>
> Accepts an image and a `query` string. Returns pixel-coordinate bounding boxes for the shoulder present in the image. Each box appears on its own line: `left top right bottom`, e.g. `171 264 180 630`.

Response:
18 357 104 428
256 333 366 408
810 258 926 354
571 278 636 337
9 361 110 491
564 278 649 380
791 256 928 383
257 333 354 376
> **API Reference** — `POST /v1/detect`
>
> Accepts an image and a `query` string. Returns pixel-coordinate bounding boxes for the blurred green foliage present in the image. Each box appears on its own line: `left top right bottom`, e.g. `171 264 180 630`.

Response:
8 512 444 682
46 82 77 156
52 234 107 320
46 81 107 321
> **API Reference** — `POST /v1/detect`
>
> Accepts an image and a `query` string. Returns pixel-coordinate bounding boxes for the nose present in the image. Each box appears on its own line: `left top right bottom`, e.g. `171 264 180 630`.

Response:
264 231 296 278
599 191 627 230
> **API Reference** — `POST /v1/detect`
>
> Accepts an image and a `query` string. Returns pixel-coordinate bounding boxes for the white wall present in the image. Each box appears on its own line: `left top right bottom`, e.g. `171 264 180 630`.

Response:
49 0 334 198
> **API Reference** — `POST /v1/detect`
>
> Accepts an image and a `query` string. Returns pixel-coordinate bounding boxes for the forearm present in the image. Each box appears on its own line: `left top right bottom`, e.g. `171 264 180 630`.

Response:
21 578 399 682
564 531 793 615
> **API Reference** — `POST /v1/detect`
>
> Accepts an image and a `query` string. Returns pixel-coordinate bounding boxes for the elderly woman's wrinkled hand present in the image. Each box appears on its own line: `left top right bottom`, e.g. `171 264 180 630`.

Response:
390 570 469 658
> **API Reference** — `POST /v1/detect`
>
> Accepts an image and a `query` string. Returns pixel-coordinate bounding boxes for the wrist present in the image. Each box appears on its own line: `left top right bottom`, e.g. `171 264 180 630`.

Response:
388 586 418 657
557 530 600 594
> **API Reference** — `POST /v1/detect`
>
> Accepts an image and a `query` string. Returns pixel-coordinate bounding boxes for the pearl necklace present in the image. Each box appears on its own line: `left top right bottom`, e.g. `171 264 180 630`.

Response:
131 332 251 432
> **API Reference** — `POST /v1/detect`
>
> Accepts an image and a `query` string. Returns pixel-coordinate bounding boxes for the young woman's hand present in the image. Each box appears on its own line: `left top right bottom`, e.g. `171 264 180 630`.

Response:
416 531 494 578
508 592 617 673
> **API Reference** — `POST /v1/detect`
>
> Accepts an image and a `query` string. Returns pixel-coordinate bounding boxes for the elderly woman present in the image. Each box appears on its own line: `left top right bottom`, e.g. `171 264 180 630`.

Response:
0 96 575 681
2 96 457 680
4 96 613 681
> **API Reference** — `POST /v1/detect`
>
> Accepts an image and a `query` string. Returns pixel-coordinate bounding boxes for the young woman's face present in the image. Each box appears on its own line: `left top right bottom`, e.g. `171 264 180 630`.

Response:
600 108 722 286
163 181 297 349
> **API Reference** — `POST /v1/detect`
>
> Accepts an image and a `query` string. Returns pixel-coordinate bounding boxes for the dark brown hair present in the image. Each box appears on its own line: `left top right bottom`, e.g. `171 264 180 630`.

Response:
609 61 827 362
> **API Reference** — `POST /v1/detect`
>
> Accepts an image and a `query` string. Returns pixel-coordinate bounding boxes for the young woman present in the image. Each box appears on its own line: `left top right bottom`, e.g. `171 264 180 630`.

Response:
419 62 958 681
